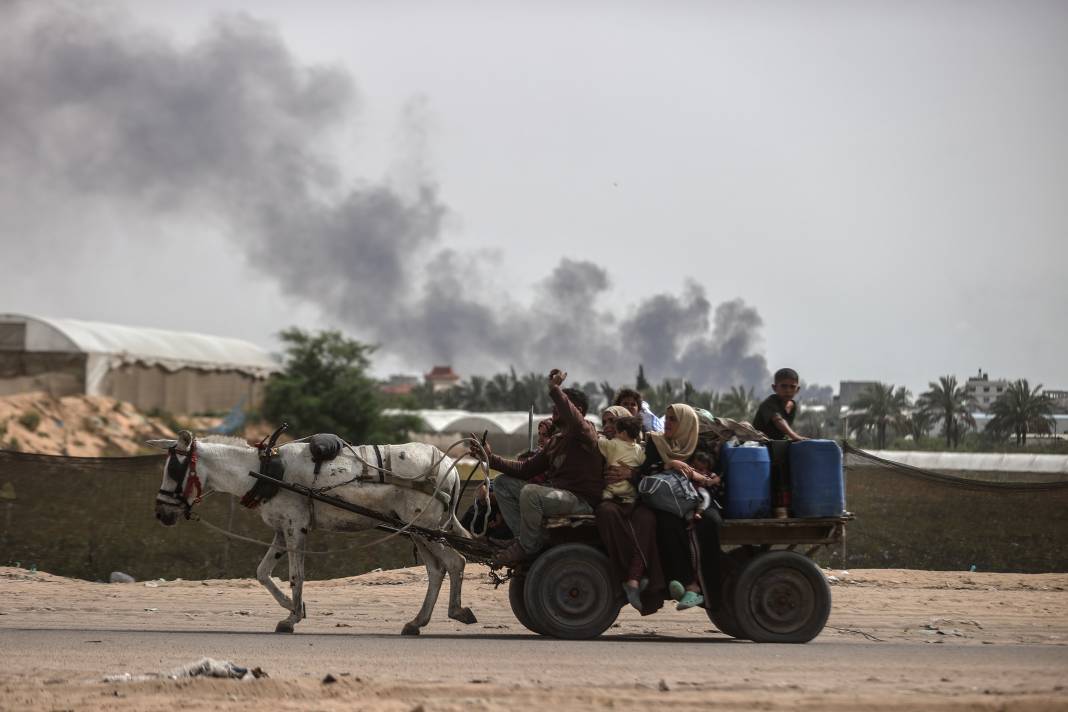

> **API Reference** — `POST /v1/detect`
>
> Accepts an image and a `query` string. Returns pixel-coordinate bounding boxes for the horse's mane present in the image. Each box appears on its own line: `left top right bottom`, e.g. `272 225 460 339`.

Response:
199 434 254 449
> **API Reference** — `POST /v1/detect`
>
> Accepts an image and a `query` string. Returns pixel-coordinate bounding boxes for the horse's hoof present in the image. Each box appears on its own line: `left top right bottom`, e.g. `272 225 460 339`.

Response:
450 607 477 625
401 622 421 636
275 621 295 634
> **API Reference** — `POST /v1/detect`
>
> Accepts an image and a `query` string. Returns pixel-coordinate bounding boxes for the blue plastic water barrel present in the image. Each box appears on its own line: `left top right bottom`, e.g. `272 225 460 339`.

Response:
722 444 772 519
789 439 846 518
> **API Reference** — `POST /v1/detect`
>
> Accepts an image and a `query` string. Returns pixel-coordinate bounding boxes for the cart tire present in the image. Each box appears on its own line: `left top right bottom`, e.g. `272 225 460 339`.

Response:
705 549 751 639
508 574 543 634
524 543 621 640
733 551 831 643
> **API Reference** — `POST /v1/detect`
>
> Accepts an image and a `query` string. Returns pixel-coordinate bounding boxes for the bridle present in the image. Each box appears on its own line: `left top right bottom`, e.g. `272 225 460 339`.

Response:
156 437 204 519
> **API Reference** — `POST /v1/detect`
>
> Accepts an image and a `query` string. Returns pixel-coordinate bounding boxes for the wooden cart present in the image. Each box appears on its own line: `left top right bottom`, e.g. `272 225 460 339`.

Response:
507 514 851 643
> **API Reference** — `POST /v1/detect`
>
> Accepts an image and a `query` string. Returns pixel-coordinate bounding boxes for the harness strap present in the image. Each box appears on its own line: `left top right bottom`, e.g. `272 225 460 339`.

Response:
373 444 385 484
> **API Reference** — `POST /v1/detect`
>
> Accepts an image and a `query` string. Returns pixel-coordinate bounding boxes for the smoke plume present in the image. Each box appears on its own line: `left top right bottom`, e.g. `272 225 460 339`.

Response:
0 2 769 391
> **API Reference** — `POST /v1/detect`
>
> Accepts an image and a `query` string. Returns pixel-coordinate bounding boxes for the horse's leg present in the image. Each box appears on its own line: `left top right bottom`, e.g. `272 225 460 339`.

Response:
403 536 446 636
425 539 476 625
275 523 308 634
256 530 294 613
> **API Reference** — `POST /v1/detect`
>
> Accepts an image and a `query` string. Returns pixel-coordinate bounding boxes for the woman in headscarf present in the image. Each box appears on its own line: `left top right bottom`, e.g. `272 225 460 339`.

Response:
600 404 632 440
594 405 664 614
639 404 721 610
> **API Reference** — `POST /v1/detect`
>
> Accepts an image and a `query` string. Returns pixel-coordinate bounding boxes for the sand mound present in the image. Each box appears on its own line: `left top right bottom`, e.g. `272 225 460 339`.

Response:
0 392 224 456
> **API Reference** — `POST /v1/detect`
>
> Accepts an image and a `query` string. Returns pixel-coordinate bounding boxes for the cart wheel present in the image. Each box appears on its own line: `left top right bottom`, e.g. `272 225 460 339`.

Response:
733 551 831 643
705 549 751 639
508 573 544 634
524 543 621 640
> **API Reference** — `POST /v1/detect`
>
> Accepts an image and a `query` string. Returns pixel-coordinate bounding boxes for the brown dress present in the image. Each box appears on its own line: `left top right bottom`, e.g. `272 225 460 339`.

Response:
595 499 666 615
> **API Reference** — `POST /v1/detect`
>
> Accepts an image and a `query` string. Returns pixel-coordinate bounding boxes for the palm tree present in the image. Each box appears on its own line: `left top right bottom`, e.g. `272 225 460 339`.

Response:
720 386 757 421
849 383 910 449
484 372 516 410
686 387 722 415
648 379 684 415
455 375 489 410
905 409 934 442
796 408 829 439
599 381 616 408
918 375 976 448
986 380 1054 446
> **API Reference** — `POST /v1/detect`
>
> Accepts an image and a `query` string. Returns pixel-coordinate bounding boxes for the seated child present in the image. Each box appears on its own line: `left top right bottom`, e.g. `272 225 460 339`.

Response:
690 450 724 515
599 415 646 503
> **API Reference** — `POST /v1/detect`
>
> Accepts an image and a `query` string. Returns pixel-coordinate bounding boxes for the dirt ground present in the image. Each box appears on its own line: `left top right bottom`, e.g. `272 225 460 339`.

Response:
0 565 1066 710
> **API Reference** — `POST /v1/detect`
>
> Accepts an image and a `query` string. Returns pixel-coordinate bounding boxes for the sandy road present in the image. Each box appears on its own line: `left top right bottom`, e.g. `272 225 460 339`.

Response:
1 566 1066 710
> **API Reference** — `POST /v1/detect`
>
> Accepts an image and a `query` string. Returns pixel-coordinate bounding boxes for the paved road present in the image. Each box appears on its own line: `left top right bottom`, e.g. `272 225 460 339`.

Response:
3 626 1066 697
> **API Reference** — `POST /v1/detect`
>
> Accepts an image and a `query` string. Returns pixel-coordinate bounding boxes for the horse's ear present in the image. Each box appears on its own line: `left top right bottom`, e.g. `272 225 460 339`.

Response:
146 439 178 451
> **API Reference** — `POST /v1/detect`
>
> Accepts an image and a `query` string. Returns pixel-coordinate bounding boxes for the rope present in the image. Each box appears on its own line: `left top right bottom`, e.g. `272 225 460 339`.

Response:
193 515 379 556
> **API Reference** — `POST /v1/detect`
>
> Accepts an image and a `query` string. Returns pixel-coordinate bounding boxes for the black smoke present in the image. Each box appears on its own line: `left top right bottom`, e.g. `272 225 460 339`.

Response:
0 2 769 391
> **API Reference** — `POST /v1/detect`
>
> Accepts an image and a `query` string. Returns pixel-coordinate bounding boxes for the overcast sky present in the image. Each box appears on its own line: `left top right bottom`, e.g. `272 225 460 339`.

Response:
1 0 1065 396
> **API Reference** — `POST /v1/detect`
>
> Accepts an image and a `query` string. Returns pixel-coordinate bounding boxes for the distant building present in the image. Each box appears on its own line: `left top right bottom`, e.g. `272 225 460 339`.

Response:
838 381 880 408
1044 389 1068 413
965 369 1011 411
425 365 461 393
379 374 419 396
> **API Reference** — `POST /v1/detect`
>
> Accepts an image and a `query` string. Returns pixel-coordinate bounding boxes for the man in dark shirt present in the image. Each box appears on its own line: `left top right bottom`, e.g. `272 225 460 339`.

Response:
752 368 808 442
471 368 604 566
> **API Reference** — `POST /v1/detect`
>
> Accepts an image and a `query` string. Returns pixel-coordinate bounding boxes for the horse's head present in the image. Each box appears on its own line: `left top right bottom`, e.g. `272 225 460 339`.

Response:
147 429 203 526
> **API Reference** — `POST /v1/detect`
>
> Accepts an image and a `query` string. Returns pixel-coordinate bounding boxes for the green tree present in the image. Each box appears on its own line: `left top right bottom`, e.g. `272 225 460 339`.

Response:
636 364 651 392
986 379 1055 446
263 328 416 443
849 383 910 449
647 379 684 414
599 381 616 409
796 408 830 439
720 386 757 421
905 409 934 442
918 375 976 448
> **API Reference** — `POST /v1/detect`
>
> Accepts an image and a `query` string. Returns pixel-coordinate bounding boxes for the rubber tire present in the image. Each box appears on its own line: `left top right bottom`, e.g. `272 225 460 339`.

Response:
733 551 831 644
508 573 544 634
705 549 751 639
524 543 622 640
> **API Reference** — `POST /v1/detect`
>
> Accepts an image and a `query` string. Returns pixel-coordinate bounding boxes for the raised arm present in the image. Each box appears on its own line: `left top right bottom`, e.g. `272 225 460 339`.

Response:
547 369 597 446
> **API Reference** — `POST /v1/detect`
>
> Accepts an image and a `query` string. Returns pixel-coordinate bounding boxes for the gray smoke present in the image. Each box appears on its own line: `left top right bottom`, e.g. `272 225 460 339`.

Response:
0 2 769 391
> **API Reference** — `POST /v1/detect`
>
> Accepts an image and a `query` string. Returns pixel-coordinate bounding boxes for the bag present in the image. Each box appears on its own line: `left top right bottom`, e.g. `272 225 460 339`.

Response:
638 470 701 518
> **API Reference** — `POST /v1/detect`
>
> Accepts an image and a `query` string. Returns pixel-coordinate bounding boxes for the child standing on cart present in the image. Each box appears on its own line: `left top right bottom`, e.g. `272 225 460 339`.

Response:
752 368 808 442
752 367 808 517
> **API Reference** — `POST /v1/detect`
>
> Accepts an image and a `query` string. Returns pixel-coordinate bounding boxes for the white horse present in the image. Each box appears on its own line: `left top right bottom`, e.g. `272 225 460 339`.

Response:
151 430 477 635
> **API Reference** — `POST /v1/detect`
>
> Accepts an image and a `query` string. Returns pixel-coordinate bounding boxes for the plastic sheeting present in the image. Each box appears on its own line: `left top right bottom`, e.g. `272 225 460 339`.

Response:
864 449 1068 476
0 314 279 382
385 409 602 434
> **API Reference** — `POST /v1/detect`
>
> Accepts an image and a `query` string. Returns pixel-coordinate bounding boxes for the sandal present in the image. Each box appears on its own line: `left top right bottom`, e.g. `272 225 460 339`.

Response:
676 591 704 610
668 580 685 601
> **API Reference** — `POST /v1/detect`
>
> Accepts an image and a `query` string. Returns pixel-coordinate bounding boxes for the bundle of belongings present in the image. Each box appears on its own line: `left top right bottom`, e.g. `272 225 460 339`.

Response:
693 408 769 454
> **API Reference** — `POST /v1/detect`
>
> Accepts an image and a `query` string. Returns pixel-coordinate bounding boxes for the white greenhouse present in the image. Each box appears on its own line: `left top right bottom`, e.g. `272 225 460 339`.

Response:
0 314 279 413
